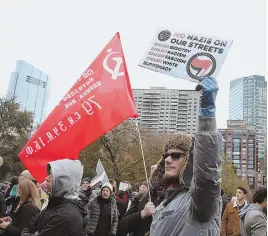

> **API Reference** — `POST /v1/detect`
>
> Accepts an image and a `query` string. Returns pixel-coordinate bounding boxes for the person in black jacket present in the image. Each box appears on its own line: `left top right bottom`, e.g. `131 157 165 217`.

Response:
21 159 87 236
0 179 40 236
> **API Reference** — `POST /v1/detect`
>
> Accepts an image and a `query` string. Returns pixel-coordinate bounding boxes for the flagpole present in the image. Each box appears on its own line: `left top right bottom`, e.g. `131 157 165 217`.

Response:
135 119 152 202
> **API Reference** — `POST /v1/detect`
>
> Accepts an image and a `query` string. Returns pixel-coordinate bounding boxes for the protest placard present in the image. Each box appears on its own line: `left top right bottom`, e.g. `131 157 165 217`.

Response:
139 28 232 82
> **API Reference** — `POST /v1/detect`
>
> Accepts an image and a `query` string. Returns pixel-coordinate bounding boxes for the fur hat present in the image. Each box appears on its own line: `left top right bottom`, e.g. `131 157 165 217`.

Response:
163 133 192 154
101 182 113 193
150 134 194 189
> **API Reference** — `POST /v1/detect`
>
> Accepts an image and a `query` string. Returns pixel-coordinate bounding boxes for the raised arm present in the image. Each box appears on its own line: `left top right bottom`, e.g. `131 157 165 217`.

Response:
190 77 223 223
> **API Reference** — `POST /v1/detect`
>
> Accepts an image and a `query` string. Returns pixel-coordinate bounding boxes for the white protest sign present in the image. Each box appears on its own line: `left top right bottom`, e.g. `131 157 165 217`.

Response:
139 28 233 82
119 182 129 191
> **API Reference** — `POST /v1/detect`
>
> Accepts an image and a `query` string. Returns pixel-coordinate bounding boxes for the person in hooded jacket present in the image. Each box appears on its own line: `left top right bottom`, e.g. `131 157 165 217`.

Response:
148 77 222 236
78 178 97 205
239 185 267 236
21 159 87 236
85 183 118 236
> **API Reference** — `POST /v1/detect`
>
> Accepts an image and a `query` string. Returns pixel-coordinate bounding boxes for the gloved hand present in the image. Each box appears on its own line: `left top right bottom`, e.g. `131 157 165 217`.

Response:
195 77 218 117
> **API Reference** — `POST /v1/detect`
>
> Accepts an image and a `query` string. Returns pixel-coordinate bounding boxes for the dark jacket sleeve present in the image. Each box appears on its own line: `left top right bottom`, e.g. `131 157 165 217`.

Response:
119 194 149 234
21 204 85 236
190 117 223 222
5 204 40 236
0 192 6 217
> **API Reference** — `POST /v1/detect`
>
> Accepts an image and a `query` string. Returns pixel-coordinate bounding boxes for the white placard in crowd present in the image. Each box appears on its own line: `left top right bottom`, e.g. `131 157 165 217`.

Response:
119 182 129 191
139 27 233 82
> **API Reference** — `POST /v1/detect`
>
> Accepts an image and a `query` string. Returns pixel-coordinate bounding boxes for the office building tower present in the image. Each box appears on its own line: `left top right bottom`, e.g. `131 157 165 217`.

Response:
7 60 49 127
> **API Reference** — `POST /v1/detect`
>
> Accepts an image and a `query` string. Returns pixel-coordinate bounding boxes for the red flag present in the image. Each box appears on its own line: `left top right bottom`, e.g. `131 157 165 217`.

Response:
19 33 138 183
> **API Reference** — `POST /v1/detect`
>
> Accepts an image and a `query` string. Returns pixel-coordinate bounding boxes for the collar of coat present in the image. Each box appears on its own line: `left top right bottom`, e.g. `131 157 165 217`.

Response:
233 200 247 208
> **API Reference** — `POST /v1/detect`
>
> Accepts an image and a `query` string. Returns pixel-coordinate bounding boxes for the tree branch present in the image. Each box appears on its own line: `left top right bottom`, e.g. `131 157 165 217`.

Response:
118 157 143 176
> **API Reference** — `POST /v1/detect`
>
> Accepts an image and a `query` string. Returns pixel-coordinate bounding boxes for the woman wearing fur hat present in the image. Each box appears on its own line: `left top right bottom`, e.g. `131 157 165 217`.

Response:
85 182 118 236
148 77 223 236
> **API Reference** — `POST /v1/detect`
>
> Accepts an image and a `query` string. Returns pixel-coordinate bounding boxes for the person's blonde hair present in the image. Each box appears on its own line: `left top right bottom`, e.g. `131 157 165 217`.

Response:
18 179 41 210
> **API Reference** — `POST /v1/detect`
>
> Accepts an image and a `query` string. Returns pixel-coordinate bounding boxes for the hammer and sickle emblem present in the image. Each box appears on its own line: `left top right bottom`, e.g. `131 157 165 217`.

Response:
103 52 124 80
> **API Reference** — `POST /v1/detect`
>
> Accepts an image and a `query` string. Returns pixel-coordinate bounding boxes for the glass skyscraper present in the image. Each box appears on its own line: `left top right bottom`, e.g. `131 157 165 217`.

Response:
229 75 267 165
7 60 49 127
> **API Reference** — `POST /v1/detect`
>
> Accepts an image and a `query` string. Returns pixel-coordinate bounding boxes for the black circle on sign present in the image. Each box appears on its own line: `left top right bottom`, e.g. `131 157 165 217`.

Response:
158 30 171 41
186 52 216 80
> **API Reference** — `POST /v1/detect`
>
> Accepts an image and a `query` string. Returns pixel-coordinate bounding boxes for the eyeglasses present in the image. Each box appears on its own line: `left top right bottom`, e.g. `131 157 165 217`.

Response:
163 152 184 160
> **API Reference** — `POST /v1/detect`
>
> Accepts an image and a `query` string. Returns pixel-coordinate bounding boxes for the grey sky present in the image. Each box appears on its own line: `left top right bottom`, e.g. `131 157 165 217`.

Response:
0 0 266 129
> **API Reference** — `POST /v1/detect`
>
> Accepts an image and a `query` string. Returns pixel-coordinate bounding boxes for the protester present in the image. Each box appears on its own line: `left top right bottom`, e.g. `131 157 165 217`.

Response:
116 182 131 220
148 77 222 235
0 179 41 236
221 189 229 218
5 177 19 216
78 178 97 205
138 182 148 194
21 159 87 236
221 187 248 236
109 179 117 194
239 185 267 236
5 178 18 199
85 183 118 236
126 191 138 212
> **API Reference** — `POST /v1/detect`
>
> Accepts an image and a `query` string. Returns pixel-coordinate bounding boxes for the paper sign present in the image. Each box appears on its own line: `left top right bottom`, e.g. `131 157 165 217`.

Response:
139 28 233 82
119 182 129 191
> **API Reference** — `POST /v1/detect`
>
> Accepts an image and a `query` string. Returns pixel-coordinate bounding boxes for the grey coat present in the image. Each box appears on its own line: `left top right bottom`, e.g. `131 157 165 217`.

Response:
239 203 267 236
85 195 118 235
149 117 223 236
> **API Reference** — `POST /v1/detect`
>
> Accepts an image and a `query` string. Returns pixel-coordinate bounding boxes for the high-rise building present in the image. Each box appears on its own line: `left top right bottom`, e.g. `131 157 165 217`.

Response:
229 75 267 162
133 87 200 134
219 120 260 186
7 60 49 127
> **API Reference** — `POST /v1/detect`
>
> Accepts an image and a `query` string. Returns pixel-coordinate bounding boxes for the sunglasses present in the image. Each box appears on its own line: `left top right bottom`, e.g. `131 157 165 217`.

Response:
163 152 184 160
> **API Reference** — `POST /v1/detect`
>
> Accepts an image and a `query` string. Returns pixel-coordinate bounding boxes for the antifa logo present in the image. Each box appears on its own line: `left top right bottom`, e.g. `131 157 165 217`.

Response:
158 30 171 41
186 53 216 80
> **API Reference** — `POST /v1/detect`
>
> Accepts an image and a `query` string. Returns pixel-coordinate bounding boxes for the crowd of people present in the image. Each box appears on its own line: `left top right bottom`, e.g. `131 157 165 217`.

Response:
0 77 266 236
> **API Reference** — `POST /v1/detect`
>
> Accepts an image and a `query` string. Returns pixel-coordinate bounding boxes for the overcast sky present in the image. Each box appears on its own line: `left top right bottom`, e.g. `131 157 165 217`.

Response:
0 0 266 129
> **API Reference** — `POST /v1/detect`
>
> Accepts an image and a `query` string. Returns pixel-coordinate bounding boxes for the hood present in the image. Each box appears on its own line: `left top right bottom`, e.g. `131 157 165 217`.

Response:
239 203 263 221
48 159 83 199
150 135 194 191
